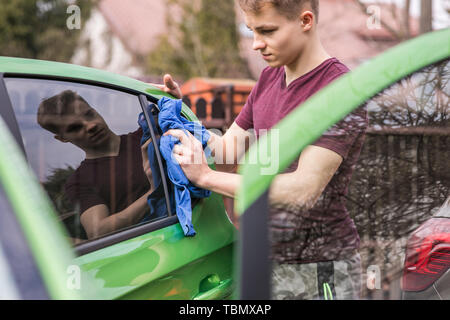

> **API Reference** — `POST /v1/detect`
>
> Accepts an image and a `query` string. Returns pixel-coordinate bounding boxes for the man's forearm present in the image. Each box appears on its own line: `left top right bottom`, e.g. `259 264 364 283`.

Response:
268 172 321 212
197 169 241 198
93 191 151 238
206 130 243 173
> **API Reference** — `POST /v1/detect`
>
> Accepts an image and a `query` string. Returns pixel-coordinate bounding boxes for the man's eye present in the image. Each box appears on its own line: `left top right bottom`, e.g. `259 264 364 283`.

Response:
67 124 82 132
261 29 275 34
84 110 94 118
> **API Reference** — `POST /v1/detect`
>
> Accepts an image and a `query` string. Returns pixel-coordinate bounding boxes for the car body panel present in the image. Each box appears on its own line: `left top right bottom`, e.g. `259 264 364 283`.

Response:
0 58 236 299
435 268 450 299
73 193 235 300
403 268 450 300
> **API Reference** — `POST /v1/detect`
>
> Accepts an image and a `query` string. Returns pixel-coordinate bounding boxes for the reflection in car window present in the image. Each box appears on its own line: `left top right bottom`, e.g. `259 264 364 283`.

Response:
4 78 167 246
345 58 449 299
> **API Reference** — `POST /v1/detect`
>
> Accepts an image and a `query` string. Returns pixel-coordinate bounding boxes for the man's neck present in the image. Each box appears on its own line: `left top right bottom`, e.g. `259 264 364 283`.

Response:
85 133 121 159
284 38 331 87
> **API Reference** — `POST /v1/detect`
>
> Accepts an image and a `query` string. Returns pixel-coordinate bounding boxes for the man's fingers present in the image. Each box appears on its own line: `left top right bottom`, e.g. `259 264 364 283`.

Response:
172 152 184 166
147 82 164 90
142 138 152 148
173 143 183 155
164 74 177 89
164 129 190 144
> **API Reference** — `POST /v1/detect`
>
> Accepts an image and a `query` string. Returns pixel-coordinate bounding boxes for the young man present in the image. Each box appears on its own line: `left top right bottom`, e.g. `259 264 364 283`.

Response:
158 0 367 299
37 90 154 240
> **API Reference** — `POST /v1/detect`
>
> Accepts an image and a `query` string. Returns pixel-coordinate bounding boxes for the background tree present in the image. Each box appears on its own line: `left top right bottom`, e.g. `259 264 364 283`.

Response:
419 0 433 34
0 0 94 62
146 0 252 81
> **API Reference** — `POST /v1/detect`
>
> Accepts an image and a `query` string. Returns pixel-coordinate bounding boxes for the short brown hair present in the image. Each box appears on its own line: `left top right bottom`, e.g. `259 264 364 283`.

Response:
239 0 319 22
37 90 90 134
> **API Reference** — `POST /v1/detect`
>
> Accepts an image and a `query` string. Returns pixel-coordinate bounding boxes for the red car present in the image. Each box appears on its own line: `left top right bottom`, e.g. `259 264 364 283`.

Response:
402 196 450 299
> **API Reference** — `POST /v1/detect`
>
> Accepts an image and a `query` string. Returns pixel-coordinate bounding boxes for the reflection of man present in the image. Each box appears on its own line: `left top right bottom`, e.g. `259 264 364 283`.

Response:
37 90 154 240
156 0 367 300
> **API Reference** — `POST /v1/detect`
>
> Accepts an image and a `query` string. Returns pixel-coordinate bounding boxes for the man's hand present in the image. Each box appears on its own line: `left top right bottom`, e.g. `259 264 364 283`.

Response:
147 74 182 99
164 129 212 187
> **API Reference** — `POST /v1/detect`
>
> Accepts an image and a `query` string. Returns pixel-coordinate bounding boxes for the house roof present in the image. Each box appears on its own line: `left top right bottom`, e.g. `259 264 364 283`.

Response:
99 0 168 56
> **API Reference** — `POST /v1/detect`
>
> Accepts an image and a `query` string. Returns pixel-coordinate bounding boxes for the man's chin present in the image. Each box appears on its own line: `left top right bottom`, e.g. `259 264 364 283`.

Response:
265 60 282 68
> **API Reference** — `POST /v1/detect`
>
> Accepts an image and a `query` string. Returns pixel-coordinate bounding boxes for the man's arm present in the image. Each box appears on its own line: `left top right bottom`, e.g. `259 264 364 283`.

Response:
165 129 342 210
80 190 152 239
80 140 158 239
269 145 342 212
207 121 255 173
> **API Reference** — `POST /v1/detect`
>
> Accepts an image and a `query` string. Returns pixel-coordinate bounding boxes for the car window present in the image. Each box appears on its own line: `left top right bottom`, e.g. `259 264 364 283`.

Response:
345 58 449 299
262 58 449 300
4 78 168 247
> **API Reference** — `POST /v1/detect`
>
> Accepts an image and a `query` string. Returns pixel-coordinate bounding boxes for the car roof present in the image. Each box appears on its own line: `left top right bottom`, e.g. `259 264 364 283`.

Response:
0 56 197 121
0 56 159 97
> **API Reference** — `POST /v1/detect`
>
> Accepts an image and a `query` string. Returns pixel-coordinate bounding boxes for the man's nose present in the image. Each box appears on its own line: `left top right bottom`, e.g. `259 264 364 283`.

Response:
85 121 98 133
252 35 266 51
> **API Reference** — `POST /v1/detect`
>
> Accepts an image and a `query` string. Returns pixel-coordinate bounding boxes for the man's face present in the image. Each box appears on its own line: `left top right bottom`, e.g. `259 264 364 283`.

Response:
53 101 111 150
244 3 308 68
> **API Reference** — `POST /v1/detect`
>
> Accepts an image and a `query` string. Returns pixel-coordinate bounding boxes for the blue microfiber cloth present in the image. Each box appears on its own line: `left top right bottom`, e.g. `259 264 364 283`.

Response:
138 107 175 224
138 97 211 236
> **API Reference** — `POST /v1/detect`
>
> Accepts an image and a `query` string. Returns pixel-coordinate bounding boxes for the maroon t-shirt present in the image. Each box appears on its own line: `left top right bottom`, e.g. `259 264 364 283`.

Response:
65 128 150 217
235 58 368 263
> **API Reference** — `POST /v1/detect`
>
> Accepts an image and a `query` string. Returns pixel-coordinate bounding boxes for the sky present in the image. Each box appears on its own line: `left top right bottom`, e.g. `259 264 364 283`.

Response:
362 0 450 29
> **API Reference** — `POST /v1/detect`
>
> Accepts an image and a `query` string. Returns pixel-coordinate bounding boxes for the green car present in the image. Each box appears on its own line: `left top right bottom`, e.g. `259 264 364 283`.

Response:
1 28 449 300
0 58 236 299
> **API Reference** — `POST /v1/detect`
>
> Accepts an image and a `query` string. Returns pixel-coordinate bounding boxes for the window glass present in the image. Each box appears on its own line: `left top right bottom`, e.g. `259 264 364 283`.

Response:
4 78 167 246
266 58 449 300
346 58 450 299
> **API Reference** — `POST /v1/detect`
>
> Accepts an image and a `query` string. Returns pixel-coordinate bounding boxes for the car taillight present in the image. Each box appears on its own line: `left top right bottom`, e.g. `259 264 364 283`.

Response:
402 218 450 292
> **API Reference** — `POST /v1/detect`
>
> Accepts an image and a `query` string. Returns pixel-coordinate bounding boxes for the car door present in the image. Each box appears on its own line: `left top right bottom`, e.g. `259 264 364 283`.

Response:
236 28 450 300
0 126 49 299
0 71 235 300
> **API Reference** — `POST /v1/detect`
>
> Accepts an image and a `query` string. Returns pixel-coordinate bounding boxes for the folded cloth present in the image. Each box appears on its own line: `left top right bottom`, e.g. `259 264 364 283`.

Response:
138 97 211 236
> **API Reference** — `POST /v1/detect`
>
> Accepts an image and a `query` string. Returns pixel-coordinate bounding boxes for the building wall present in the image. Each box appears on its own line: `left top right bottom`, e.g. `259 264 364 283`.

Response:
71 8 143 78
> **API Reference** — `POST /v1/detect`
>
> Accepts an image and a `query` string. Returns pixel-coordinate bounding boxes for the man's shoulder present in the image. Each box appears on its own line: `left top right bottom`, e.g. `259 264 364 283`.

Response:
327 58 350 79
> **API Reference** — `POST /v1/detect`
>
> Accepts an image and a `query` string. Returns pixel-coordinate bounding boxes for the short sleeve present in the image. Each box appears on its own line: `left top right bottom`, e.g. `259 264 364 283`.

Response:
313 105 368 160
235 85 255 130
65 175 107 214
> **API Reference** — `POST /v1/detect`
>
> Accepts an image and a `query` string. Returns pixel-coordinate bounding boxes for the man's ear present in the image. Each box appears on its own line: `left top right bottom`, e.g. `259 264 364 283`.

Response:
54 135 69 143
300 10 314 31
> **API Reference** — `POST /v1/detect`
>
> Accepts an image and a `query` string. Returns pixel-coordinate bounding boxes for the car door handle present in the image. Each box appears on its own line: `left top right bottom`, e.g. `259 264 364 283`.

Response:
193 278 234 300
